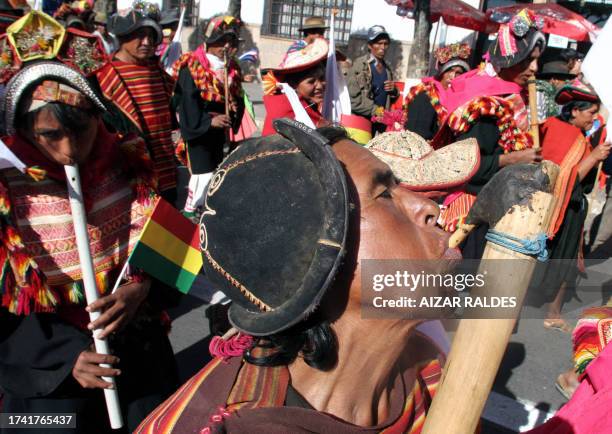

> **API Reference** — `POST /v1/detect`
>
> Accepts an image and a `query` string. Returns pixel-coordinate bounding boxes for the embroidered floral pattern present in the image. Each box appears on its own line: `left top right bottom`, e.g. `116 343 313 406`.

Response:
434 43 471 65
13 23 61 59
0 37 19 84
59 32 107 75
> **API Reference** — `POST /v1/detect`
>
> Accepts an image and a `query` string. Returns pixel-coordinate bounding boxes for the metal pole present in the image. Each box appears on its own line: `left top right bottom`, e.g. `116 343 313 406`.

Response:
429 18 441 75
64 165 123 430
438 18 448 48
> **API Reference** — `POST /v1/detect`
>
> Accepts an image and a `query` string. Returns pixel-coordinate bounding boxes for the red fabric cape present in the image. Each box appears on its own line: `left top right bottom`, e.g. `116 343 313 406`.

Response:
261 94 324 136
540 117 589 238
429 67 526 149
96 60 174 132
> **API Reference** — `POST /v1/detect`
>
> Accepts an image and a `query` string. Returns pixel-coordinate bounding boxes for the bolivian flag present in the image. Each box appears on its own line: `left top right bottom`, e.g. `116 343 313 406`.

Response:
129 199 202 293
340 114 372 145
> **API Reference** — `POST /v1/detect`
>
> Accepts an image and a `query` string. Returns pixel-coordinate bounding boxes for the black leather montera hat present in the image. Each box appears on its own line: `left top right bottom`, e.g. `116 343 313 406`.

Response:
108 1 162 44
488 9 546 70
200 119 349 336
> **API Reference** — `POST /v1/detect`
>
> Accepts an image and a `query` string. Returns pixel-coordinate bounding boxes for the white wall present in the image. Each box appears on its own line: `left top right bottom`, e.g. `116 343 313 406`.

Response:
118 0 162 9
442 0 481 45
198 0 264 24
197 0 481 45
352 0 480 45
351 0 414 41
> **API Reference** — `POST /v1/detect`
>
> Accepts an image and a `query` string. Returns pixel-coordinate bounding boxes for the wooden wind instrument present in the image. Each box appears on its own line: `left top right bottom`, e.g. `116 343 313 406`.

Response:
422 162 559 434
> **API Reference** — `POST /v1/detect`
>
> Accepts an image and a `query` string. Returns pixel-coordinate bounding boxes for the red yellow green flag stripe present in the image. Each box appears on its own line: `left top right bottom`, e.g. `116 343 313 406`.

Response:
129 198 202 293
340 114 372 145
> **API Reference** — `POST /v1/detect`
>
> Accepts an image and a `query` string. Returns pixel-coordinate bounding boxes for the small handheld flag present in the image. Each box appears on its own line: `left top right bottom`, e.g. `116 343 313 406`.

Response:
341 114 372 145
0 139 26 172
238 48 259 64
322 9 351 123
129 198 202 293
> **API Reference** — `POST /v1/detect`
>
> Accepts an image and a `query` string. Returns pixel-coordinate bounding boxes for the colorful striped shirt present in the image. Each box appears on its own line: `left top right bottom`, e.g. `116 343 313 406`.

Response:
96 60 177 192
135 355 441 433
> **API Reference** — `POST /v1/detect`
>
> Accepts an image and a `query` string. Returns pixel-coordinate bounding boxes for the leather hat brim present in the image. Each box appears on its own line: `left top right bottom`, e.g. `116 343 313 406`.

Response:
299 25 329 31
438 59 470 76
202 119 349 336
206 30 239 45
159 17 179 27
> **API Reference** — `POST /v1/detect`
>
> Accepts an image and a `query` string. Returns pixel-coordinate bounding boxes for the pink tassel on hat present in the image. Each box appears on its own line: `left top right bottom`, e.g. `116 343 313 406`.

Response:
209 327 254 362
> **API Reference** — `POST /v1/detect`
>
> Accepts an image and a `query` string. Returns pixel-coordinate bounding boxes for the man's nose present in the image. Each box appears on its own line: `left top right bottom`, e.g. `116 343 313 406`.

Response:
396 187 440 228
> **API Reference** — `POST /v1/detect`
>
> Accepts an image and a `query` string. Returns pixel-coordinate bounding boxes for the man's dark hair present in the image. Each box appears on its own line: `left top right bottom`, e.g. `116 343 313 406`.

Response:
560 48 584 62
245 126 352 372
17 102 99 136
303 28 325 38
285 63 326 89
560 100 599 123
245 318 338 371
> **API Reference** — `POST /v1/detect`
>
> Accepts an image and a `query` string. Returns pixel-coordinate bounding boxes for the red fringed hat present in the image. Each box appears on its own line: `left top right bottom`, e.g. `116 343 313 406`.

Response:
434 43 471 75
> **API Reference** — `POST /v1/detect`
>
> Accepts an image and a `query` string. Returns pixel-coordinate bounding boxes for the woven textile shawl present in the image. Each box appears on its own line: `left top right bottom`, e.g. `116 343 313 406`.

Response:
0 130 156 315
96 60 177 192
171 45 243 104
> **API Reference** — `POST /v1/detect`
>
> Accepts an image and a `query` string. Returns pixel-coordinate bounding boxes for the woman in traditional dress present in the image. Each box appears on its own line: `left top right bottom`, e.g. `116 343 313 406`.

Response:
0 61 179 433
536 80 611 331
404 43 471 141
435 10 545 260
261 38 331 136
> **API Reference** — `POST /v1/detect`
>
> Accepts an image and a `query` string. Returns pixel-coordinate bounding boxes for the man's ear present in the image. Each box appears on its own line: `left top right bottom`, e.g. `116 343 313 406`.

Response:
571 106 580 119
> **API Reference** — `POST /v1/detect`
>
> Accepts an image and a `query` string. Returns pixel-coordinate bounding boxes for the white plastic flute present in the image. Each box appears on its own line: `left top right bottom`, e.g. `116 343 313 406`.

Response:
64 165 124 430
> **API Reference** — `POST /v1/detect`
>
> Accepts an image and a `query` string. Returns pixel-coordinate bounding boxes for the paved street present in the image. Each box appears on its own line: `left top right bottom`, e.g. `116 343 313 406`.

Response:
167 82 612 433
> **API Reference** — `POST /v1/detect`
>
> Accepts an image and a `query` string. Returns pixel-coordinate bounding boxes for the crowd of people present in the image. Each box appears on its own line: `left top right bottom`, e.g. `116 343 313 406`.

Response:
0 1 611 433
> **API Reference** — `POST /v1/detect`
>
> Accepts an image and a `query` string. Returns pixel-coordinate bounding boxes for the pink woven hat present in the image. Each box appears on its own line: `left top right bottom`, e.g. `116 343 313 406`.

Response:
365 131 480 191
273 37 329 74
434 43 471 75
